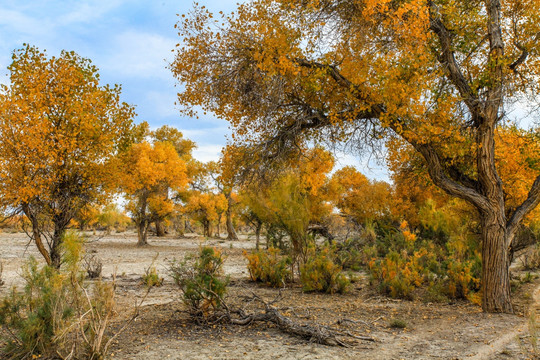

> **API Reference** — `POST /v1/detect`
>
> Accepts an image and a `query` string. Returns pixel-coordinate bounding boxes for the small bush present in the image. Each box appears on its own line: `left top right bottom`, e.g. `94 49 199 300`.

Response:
0 232 127 360
389 318 407 329
142 254 164 287
142 266 164 287
300 246 350 294
334 238 365 271
368 249 427 299
244 248 291 287
444 256 481 300
83 254 103 279
169 247 229 318
0 261 4 287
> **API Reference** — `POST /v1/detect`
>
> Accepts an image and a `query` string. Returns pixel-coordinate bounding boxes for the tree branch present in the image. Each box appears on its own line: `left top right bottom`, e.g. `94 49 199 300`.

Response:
509 42 529 72
506 174 540 247
414 143 490 213
428 1 482 123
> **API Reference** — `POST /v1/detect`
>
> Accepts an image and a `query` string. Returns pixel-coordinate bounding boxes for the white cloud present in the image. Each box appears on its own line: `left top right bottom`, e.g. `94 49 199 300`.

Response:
192 144 223 163
104 30 176 80
0 7 54 38
58 0 127 26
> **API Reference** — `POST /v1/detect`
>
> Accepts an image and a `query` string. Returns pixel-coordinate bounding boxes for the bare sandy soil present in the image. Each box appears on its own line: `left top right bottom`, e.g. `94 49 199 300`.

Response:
1 231 539 359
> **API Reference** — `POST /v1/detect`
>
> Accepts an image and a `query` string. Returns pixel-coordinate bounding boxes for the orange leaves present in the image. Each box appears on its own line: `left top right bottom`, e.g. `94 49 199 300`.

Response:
0 45 135 208
328 165 394 224
120 142 188 195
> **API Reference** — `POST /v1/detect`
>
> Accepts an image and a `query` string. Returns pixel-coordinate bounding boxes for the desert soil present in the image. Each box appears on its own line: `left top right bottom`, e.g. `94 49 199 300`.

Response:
1 230 539 359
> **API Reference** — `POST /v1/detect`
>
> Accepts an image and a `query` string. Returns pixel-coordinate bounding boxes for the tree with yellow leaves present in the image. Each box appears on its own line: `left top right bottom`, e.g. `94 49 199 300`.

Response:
239 147 335 259
0 45 135 268
150 125 196 236
120 141 188 245
328 166 394 226
172 0 540 312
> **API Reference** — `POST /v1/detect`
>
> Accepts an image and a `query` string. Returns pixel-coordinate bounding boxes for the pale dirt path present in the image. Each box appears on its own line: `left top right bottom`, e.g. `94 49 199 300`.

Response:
468 283 540 360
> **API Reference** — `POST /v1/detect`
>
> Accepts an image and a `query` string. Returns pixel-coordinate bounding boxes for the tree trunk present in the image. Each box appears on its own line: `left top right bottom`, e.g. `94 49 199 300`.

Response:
226 193 238 240
22 203 52 266
137 220 148 246
481 211 512 313
216 213 222 238
255 221 262 250
185 219 195 233
50 229 63 269
155 219 166 237
203 219 211 238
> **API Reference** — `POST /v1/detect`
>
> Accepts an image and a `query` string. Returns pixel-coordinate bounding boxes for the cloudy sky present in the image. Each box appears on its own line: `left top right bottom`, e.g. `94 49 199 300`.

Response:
0 0 389 180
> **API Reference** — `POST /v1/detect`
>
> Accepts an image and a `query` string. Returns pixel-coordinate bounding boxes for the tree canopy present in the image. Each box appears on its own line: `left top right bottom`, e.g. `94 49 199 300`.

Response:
172 0 540 312
0 45 136 267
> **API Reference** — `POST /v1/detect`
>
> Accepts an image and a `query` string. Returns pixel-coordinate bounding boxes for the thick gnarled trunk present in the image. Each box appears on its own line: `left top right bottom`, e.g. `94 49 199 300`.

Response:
480 210 512 313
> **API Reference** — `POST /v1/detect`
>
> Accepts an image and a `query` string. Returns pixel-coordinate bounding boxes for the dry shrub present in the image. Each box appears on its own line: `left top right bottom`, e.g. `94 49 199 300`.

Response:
300 246 350 294
83 254 103 279
0 232 139 359
244 248 291 287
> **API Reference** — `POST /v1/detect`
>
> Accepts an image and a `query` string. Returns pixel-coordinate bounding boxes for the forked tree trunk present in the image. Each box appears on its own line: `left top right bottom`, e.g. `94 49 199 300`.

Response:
481 211 512 313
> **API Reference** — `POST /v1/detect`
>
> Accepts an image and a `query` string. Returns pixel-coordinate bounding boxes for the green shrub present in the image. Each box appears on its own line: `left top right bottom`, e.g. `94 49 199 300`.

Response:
389 318 407 329
0 232 122 360
169 247 229 317
142 267 164 287
300 246 350 294
334 238 364 271
244 248 292 287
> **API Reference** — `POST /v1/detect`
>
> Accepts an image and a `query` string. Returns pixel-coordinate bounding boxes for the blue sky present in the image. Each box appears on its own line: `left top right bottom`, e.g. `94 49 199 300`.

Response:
0 0 389 180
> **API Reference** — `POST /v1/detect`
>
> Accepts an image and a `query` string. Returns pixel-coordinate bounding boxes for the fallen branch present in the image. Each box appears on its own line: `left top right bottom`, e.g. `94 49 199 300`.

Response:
213 292 374 347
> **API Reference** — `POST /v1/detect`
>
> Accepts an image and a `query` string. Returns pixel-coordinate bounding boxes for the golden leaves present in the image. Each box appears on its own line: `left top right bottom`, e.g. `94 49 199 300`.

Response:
0 45 135 208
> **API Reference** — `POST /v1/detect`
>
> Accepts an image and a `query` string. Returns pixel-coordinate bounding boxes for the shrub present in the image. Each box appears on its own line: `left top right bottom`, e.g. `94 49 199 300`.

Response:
142 266 164 287
389 318 407 329
169 247 229 318
83 254 103 279
0 261 3 287
368 249 428 299
334 238 365 271
444 256 481 301
300 246 350 294
244 248 291 287
0 232 125 360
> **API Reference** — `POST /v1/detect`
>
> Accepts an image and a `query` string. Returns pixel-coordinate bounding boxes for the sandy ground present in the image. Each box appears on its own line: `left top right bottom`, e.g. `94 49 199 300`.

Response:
1 230 539 359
